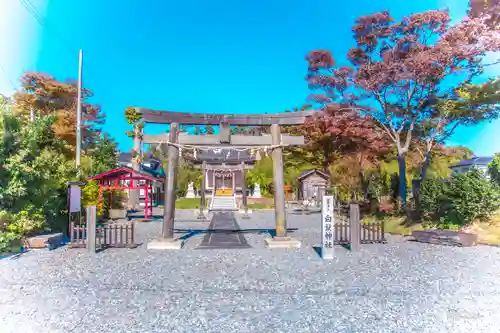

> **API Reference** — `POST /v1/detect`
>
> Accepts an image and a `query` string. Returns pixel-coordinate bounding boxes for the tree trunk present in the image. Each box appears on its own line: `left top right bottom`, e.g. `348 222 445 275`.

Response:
419 150 431 181
359 171 368 200
412 150 431 221
412 179 422 221
397 153 407 211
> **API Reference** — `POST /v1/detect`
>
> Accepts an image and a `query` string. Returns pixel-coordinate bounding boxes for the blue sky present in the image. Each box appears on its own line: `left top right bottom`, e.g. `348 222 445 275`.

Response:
1 0 498 155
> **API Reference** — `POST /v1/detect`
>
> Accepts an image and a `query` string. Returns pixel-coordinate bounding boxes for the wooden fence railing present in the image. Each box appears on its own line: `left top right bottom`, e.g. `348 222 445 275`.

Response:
360 221 385 244
69 223 135 249
69 206 137 251
333 204 386 249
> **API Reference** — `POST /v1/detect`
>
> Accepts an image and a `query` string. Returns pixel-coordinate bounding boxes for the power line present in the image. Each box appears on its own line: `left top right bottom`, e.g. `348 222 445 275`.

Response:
19 0 77 56
0 61 17 92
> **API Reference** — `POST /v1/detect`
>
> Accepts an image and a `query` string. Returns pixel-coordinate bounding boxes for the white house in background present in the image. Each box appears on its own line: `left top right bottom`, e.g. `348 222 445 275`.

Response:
450 156 494 178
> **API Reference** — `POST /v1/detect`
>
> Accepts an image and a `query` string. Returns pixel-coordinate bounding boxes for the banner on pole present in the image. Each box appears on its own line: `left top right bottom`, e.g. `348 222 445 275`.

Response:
321 195 334 259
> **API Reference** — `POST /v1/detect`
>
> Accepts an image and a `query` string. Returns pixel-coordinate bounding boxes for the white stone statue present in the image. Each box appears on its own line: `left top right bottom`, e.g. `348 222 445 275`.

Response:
252 183 262 198
186 182 196 198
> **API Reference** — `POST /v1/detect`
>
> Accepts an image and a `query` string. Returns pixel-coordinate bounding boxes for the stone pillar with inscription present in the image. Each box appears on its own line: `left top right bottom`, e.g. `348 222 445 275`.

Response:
321 195 335 259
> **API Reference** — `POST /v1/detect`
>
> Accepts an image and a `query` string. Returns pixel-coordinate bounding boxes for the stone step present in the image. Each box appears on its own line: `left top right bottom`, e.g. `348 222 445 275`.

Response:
26 233 64 249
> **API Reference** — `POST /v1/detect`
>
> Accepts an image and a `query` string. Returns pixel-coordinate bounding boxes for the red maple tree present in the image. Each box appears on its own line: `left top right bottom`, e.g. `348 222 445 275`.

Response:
14 72 105 151
295 106 390 180
305 9 500 207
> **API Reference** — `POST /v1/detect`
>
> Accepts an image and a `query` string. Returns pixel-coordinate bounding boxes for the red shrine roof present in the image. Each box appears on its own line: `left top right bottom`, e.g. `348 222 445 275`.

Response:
89 167 163 182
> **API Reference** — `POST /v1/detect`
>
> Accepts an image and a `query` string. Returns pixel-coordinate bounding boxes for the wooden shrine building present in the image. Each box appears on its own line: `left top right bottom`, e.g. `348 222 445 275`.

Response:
183 145 257 198
297 169 330 202
88 167 164 219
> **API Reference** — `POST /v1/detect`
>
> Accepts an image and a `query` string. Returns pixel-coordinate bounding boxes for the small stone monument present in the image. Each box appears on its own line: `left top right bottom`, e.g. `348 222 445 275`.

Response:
252 183 262 198
185 182 196 198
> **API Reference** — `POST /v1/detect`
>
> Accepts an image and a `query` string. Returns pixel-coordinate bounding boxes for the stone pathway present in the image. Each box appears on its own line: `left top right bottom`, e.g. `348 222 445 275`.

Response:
197 212 251 249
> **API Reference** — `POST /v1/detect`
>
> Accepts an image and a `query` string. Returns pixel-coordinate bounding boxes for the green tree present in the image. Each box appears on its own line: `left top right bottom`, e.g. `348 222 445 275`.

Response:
0 109 76 233
247 157 274 195
83 134 119 176
444 169 500 225
419 178 448 220
488 153 500 186
416 81 500 182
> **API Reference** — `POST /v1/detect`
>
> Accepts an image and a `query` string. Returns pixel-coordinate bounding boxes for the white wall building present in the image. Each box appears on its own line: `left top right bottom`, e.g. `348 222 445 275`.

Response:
450 156 494 179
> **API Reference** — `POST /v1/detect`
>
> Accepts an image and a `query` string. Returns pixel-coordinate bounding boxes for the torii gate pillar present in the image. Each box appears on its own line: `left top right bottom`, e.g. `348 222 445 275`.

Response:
264 124 302 248
148 122 185 250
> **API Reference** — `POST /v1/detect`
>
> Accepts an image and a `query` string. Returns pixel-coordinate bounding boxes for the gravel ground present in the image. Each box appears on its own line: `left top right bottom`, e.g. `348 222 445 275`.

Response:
1 209 500 333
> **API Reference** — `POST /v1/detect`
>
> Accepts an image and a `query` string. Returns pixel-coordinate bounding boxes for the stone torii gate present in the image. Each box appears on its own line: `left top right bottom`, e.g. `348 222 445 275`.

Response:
137 109 320 249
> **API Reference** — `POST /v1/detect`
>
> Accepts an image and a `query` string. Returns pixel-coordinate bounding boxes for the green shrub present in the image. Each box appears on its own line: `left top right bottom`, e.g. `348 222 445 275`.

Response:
444 169 500 225
0 231 21 254
489 153 500 187
419 178 447 219
82 180 104 215
8 208 45 236
0 209 41 254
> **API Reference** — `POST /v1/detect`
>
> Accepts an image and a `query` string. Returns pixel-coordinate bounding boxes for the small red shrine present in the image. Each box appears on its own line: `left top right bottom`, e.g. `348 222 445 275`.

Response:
89 167 164 219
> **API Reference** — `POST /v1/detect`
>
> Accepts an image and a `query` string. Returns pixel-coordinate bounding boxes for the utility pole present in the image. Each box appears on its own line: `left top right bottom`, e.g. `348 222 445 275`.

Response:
76 49 83 169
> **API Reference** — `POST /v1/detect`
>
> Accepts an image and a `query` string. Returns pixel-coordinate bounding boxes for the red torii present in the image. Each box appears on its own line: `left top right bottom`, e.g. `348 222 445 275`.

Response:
89 167 163 219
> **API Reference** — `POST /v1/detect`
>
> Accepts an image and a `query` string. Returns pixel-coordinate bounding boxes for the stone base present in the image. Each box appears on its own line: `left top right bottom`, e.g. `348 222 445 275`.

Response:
147 238 185 250
194 209 209 218
264 237 302 249
26 233 64 249
412 230 478 247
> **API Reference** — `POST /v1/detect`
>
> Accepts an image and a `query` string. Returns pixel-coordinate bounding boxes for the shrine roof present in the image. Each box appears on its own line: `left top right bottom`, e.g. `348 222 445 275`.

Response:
298 169 330 181
183 148 257 164
89 167 163 182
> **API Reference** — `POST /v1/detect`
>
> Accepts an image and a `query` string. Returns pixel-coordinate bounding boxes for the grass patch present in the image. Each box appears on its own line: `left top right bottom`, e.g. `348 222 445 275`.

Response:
362 214 424 236
175 198 203 209
248 197 275 209
174 198 275 210
466 214 500 245
248 202 274 209
363 213 500 245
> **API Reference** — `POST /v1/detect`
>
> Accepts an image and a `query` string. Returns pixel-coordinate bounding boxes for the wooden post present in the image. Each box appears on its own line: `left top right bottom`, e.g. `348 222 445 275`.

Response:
232 171 235 194
212 170 216 197
241 161 249 218
349 203 360 252
86 205 97 253
271 124 287 238
144 184 149 219
130 125 142 209
163 122 179 239
199 161 206 219
98 184 103 211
